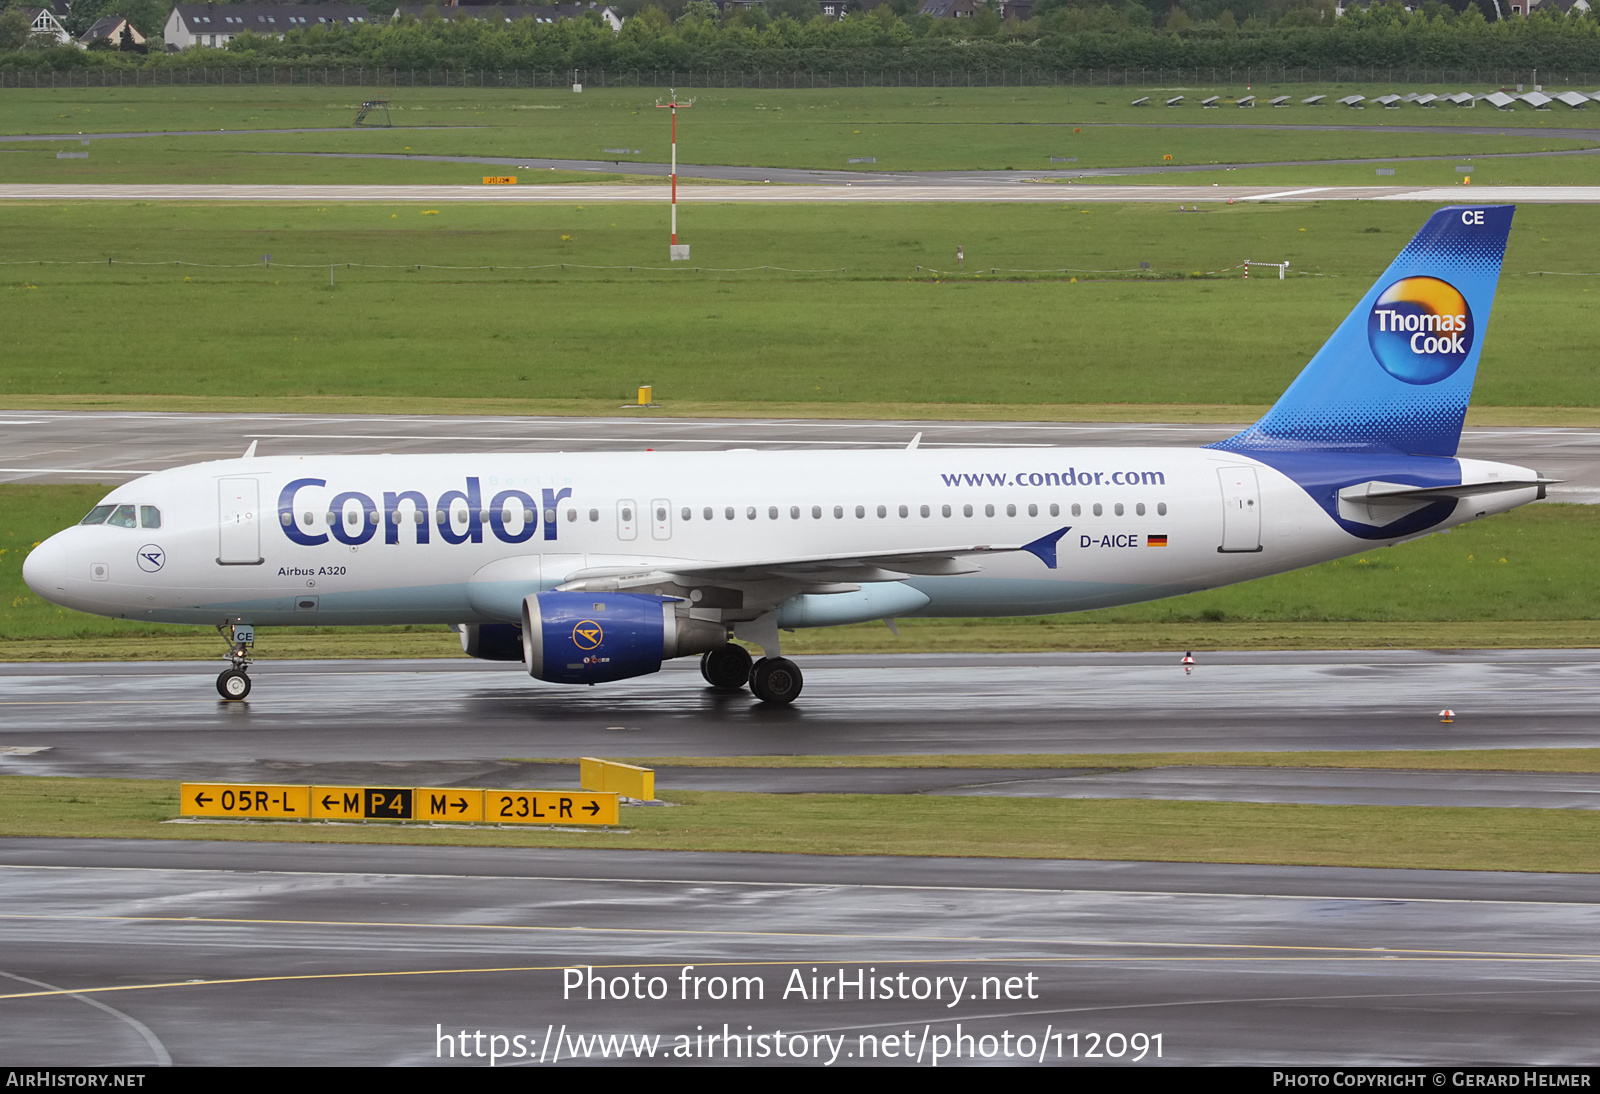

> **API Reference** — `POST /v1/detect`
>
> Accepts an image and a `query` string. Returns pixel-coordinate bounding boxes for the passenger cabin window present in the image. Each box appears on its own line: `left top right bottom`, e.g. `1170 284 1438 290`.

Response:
1050 503 1059 517
80 504 114 526
1071 504 1081 517
1158 502 1168 516
1136 503 1146 516
1093 503 1103 517
107 504 138 528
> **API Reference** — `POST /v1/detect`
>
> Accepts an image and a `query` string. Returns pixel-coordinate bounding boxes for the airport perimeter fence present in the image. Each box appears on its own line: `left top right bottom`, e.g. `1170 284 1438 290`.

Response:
4 64 1600 91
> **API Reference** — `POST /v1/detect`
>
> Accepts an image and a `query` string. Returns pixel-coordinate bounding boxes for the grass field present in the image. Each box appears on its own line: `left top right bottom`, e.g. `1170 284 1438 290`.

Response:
5 125 1589 184
4 773 1599 871
3 85 1599 184
2 201 1598 410
4 483 1594 655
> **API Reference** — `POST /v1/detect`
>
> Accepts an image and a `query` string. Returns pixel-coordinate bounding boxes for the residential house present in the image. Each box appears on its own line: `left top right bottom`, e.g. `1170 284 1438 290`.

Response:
17 7 72 45
164 4 376 49
390 3 624 32
78 14 147 49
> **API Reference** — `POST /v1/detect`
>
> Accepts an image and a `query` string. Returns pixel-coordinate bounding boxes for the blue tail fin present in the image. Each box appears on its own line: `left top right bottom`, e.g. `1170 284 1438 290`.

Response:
1212 205 1514 458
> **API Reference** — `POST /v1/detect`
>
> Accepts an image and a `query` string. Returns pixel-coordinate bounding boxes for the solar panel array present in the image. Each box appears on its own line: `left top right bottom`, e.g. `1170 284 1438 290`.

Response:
1136 89 1599 109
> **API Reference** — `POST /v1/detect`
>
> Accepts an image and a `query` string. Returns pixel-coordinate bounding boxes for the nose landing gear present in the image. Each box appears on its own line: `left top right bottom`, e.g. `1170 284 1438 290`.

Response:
215 620 254 701
217 668 251 700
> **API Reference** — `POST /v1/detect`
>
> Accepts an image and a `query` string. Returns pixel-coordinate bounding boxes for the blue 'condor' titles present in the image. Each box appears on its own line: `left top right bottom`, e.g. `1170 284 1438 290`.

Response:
276 477 574 547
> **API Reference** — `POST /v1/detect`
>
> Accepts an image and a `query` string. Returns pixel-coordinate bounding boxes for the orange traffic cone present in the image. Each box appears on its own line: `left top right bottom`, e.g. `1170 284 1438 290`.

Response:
1182 651 1196 665
1439 709 1455 723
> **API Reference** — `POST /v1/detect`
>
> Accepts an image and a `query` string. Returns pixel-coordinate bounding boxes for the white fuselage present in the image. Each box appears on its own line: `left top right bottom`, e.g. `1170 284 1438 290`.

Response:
23 447 1539 630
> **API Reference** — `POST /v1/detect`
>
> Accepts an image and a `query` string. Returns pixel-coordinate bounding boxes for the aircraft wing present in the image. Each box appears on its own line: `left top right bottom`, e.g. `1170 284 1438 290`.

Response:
556 526 1072 590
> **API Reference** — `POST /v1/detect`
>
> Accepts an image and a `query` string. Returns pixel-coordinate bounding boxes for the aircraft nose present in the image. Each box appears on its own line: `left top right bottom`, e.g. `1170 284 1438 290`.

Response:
22 534 68 601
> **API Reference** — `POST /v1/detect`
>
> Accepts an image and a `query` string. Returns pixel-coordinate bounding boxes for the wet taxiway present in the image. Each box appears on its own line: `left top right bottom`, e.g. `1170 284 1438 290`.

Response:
1 652 1595 787
1 840 1597 1066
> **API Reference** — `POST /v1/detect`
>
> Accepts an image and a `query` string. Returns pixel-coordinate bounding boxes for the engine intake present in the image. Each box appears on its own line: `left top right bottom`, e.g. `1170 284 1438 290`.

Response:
521 591 727 684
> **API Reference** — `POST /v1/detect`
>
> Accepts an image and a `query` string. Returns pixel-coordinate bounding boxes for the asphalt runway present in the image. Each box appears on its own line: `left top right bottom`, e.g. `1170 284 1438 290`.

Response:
1 839 1597 1066
4 182 1600 203
2 652 1596 785
2 411 1595 502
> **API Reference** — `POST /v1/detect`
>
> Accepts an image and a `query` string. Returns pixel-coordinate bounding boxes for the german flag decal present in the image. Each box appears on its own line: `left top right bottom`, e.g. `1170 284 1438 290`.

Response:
1147 534 1169 547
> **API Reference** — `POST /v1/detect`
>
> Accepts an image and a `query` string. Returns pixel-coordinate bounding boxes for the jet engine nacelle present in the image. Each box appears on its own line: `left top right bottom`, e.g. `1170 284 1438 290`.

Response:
521 591 728 684
458 623 525 662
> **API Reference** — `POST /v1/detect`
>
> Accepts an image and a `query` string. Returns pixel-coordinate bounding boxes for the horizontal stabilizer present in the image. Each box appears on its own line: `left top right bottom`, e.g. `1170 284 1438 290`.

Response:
1345 478 1557 503
1337 477 1555 526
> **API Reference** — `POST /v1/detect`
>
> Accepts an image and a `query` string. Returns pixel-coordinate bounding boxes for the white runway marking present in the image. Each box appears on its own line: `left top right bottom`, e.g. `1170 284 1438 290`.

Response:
4 183 1600 203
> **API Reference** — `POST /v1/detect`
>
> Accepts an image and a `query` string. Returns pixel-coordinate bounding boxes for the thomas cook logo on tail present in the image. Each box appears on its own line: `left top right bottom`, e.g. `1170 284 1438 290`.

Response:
1367 276 1474 385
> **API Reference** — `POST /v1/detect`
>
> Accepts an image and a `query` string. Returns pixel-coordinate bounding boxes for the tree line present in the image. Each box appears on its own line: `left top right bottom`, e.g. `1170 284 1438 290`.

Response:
4 1 1600 74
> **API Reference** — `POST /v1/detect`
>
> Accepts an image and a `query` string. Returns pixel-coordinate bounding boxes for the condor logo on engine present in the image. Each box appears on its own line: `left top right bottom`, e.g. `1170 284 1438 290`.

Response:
572 620 604 650
1367 276 1474 386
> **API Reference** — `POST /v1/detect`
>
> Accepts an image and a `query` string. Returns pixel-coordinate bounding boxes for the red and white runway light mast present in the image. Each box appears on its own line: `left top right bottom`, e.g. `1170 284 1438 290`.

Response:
656 88 694 261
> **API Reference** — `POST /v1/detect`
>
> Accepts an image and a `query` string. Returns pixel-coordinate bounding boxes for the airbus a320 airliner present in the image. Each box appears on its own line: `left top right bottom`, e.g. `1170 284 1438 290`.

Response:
24 205 1548 705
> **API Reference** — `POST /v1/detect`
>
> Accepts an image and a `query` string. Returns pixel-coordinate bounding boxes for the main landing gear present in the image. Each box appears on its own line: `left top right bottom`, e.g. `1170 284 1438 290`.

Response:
215 620 253 701
700 643 753 692
750 657 803 706
699 644 803 706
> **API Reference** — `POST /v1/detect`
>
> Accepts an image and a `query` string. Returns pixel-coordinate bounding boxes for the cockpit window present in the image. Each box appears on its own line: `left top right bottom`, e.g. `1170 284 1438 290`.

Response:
80 504 114 526
106 504 138 529
140 506 161 529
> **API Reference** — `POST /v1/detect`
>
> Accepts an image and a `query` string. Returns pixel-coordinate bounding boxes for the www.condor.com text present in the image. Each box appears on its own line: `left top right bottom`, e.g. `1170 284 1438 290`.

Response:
434 1023 1161 1065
